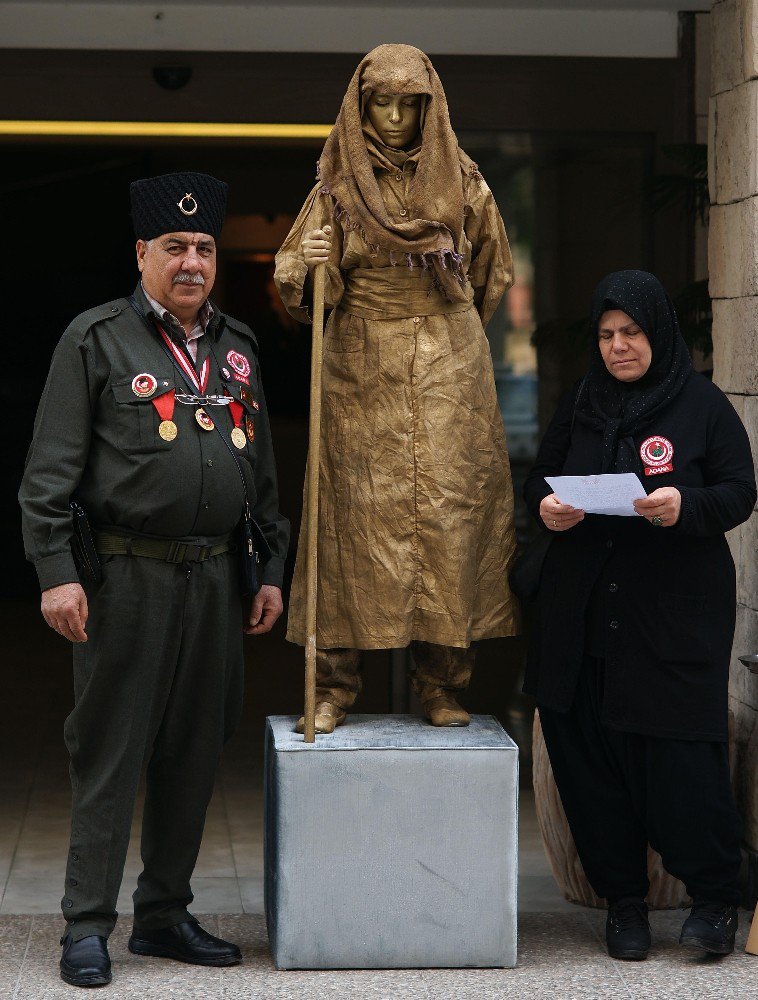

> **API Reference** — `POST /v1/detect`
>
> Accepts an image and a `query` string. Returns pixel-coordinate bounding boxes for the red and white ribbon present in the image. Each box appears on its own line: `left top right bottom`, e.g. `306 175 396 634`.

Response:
156 325 209 394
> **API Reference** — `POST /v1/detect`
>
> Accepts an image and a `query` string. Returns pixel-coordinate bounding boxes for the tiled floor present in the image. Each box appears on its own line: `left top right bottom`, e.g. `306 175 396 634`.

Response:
1 602 755 997
1 912 754 1000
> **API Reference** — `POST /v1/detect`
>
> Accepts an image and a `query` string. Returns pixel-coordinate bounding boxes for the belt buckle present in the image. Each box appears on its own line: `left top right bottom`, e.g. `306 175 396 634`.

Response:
166 541 187 563
166 541 213 563
185 543 211 562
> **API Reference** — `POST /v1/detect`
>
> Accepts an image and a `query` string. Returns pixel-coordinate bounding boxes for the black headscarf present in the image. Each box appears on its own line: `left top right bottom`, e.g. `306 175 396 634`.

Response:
574 270 693 473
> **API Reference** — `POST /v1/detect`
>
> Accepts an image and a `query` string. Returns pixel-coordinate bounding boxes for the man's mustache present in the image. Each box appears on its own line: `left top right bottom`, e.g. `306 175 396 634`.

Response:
173 272 205 286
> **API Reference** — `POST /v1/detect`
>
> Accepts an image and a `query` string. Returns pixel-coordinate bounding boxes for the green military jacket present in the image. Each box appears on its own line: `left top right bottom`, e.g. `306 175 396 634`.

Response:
20 284 290 592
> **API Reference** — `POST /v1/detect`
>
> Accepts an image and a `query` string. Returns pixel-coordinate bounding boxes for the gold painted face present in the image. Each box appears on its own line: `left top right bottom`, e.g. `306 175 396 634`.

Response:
365 92 423 149
598 309 653 382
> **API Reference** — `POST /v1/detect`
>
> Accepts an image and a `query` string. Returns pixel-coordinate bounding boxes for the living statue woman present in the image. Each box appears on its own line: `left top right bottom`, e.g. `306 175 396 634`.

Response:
275 44 519 733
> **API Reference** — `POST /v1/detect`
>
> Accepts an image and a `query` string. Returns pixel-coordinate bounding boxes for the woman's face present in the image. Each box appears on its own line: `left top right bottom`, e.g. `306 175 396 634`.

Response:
598 309 653 382
365 92 423 149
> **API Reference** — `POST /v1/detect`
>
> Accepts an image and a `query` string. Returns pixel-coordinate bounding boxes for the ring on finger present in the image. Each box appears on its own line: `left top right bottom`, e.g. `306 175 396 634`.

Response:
651 514 664 527
552 519 557 528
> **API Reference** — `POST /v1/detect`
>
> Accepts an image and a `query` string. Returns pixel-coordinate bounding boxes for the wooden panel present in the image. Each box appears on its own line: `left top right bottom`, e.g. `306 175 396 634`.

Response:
0 50 689 144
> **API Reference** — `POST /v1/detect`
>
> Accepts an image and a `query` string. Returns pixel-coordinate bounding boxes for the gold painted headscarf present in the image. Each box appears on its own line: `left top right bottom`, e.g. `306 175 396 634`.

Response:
318 43 476 302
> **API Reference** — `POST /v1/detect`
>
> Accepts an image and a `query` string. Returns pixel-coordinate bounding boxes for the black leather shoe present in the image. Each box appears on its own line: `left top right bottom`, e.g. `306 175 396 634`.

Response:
679 901 738 954
606 898 651 960
60 934 112 987
128 919 241 967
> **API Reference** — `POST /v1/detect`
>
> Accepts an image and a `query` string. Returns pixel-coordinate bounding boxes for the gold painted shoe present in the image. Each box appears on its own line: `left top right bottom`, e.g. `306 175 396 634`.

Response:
424 694 471 727
295 702 347 735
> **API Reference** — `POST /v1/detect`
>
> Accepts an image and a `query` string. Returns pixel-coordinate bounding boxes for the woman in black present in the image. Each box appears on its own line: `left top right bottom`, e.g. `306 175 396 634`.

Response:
524 270 755 961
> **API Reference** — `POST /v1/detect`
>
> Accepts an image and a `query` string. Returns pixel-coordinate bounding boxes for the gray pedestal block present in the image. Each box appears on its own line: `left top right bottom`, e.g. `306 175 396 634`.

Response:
264 714 519 969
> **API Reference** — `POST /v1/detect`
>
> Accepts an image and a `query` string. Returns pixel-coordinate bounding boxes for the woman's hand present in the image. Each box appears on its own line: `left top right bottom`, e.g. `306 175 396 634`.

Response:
302 225 332 270
540 493 584 532
633 487 681 527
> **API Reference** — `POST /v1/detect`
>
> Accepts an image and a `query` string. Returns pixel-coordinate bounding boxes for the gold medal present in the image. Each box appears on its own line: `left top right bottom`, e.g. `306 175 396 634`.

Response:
195 407 215 431
158 419 178 442
231 426 247 450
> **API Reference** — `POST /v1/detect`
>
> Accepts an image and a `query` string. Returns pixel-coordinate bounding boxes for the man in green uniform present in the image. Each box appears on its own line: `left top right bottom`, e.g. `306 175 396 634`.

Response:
19 172 289 988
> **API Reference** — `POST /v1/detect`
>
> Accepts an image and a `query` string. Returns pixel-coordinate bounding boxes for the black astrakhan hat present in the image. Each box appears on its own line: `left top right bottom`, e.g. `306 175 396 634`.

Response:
130 171 228 241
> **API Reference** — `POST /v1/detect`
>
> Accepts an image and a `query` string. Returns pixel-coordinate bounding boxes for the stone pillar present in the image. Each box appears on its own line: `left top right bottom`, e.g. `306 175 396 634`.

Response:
709 0 758 901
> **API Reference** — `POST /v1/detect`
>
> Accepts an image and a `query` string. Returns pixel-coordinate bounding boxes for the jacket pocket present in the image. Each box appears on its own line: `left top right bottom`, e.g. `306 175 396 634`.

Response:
655 592 711 662
111 377 172 452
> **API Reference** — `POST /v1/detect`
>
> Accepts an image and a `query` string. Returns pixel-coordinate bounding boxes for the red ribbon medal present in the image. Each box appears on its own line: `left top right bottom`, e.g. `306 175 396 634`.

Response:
229 400 246 449
152 389 177 441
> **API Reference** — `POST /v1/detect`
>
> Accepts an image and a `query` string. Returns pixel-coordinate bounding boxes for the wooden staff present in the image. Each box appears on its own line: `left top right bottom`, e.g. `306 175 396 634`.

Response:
303 262 326 743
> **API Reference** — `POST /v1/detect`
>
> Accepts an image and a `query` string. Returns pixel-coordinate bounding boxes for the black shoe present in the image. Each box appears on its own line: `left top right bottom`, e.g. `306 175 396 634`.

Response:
60 934 112 987
128 919 241 967
679 901 738 955
606 898 651 960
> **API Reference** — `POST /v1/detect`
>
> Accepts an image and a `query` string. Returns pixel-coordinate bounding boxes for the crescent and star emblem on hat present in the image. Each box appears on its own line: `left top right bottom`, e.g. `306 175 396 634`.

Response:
177 192 199 216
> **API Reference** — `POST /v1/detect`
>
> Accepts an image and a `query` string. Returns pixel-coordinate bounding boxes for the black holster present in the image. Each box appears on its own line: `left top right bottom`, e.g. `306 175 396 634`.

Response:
70 501 103 585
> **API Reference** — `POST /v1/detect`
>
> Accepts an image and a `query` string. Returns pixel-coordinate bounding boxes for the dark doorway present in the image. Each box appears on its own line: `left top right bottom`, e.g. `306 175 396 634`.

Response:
2 118 681 749
2 141 320 594
2 138 532 735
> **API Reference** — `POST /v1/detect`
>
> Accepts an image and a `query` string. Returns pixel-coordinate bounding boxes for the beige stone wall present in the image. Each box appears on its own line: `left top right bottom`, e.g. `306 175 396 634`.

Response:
709 0 758 850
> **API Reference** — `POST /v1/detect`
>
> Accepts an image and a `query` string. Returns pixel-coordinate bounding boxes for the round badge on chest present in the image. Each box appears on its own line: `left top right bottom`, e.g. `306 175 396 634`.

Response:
640 435 674 476
226 350 251 379
195 407 215 431
131 373 157 398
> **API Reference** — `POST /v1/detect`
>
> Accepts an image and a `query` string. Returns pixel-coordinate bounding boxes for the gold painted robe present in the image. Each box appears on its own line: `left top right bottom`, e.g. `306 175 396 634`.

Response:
275 166 519 649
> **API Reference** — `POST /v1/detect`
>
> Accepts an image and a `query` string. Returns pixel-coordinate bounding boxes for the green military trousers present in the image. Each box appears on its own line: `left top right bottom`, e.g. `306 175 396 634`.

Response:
62 550 244 941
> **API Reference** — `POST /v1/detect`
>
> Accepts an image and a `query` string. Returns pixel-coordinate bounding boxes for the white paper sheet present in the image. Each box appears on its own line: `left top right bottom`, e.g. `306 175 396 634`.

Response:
545 473 646 517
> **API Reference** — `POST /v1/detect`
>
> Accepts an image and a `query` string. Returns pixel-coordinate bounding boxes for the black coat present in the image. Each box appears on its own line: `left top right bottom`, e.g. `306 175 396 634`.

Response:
523 372 756 741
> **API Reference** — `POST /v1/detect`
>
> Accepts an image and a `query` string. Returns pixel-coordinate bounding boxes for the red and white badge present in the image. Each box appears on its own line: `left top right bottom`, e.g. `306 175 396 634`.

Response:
132 373 157 398
226 350 251 384
640 435 674 476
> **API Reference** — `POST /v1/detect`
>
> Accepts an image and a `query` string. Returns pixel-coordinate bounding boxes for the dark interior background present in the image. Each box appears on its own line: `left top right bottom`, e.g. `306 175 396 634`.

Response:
0 40 696 763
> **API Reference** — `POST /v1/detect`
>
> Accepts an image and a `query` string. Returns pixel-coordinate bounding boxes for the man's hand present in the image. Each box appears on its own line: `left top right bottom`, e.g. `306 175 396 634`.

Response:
633 487 681 527
41 583 88 643
245 585 284 636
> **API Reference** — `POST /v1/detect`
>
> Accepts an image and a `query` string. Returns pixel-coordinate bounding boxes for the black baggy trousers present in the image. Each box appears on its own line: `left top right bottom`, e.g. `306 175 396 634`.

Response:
62 551 244 941
538 655 742 906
